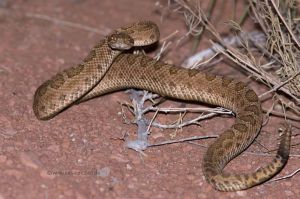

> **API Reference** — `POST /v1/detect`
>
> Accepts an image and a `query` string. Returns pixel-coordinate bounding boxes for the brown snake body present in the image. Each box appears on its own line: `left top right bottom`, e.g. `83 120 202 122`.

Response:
33 21 291 191
33 21 160 120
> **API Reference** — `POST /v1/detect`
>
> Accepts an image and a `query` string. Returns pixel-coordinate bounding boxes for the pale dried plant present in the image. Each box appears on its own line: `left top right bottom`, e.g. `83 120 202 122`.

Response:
170 0 300 122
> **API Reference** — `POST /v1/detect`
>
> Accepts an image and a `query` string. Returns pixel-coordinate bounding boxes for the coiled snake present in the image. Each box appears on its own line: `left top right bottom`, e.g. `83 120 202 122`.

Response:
33 21 291 191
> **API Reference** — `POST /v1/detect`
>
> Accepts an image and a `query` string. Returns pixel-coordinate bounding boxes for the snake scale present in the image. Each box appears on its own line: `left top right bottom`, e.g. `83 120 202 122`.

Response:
33 21 291 191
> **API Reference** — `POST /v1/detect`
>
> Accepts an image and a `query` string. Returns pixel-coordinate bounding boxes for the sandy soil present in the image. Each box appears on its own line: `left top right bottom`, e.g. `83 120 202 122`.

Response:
0 0 299 198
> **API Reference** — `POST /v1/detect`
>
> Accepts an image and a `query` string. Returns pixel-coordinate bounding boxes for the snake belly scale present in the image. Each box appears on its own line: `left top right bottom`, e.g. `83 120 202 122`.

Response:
33 21 291 191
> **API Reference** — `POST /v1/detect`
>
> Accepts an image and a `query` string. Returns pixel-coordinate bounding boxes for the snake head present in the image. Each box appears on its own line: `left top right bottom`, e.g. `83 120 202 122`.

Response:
107 32 134 50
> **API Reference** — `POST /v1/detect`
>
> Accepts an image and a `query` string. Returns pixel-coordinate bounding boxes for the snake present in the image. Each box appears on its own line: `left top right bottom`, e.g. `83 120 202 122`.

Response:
33 21 291 191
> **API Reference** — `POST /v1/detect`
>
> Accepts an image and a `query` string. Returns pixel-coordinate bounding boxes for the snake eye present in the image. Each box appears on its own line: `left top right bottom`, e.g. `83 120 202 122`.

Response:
108 32 134 50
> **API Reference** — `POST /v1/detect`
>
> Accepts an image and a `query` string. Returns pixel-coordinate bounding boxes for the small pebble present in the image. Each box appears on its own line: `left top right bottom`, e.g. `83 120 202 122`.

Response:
40 169 55 179
97 167 110 177
110 154 129 163
236 190 247 196
126 164 132 170
274 104 284 112
20 151 41 169
151 131 164 139
4 169 23 180
0 155 7 163
182 145 193 152
77 158 83 164
285 190 294 197
62 137 70 149
75 191 87 199
47 144 60 153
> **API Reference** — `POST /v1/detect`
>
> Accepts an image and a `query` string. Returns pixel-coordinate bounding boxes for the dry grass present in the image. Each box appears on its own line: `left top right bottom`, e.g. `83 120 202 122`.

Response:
169 0 300 123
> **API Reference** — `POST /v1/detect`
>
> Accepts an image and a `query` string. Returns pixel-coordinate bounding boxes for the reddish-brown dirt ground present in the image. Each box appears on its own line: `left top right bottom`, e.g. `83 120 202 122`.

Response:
0 0 299 198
